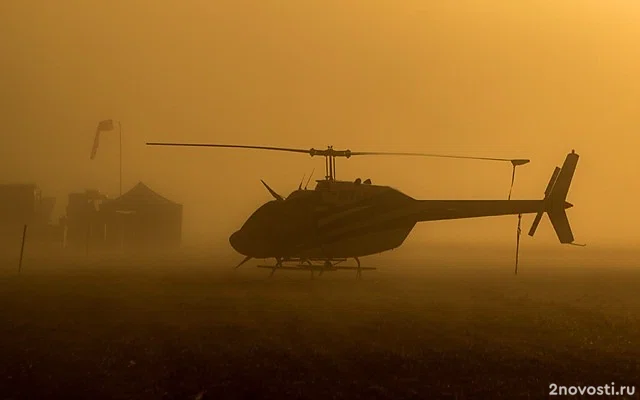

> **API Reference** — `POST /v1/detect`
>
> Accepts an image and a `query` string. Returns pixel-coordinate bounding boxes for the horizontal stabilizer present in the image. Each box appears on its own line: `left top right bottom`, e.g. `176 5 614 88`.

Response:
548 207 574 244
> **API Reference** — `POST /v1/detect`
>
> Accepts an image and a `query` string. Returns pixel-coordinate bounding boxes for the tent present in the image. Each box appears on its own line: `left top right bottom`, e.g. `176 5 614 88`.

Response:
100 182 183 250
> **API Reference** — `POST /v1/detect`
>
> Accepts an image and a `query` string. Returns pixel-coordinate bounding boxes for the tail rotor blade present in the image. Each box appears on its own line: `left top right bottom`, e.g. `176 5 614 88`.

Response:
545 167 562 197
528 166 562 237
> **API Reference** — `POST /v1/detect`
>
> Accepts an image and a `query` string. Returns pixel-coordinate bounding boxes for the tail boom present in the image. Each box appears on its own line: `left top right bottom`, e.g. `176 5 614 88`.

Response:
412 150 579 244
413 199 558 222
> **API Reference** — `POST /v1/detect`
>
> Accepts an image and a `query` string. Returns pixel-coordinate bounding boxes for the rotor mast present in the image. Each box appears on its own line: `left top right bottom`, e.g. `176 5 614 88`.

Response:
325 149 334 180
311 146 352 181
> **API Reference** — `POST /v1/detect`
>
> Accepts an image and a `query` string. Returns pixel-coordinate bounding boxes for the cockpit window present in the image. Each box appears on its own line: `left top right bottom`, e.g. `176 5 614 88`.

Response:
285 189 316 200
286 190 304 199
242 200 279 229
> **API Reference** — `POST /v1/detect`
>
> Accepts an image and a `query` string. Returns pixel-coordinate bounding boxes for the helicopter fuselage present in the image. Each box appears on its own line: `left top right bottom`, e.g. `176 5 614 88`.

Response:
228 178 572 260
229 180 417 259
145 141 579 270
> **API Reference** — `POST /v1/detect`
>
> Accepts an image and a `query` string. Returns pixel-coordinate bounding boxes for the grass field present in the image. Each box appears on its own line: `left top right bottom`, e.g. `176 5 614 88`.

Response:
1 250 639 399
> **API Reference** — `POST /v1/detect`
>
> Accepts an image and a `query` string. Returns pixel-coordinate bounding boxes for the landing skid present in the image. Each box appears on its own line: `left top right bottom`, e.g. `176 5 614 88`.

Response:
256 257 373 279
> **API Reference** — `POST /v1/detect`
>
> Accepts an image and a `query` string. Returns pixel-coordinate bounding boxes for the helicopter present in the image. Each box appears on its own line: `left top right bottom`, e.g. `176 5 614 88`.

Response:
146 142 580 277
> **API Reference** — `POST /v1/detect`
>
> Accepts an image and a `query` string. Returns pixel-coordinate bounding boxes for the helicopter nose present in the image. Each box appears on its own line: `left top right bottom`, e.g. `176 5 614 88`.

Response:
229 231 244 254
229 229 273 257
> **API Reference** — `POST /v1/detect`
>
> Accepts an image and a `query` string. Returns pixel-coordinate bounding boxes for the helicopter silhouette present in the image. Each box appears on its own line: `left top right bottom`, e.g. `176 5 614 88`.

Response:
147 142 580 278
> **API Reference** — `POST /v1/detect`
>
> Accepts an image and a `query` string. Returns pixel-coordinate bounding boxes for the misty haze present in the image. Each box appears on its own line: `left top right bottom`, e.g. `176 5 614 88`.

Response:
1 1 639 399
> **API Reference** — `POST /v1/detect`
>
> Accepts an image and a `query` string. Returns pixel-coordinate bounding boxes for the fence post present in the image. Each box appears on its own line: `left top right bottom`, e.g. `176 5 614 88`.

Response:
18 224 27 273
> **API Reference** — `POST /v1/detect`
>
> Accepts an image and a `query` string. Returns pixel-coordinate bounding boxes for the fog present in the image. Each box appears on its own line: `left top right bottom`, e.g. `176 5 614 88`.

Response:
1 1 639 250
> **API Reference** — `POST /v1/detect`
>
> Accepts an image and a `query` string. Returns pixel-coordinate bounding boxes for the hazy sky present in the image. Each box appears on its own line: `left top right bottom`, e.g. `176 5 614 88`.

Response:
1 1 639 248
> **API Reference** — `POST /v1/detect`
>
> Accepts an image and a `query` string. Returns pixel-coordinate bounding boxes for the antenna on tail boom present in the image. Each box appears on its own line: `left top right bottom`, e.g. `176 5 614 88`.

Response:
507 159 529 275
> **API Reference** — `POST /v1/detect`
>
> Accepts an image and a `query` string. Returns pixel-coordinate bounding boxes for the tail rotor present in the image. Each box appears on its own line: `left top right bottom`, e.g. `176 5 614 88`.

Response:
513 150 582 274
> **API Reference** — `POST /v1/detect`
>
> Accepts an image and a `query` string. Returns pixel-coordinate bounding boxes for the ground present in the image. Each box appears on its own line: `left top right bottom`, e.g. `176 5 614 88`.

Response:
1 252 639 399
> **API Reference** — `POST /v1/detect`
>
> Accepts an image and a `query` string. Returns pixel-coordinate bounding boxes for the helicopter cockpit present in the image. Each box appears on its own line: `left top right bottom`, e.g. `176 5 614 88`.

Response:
240 200 279 230
285 189 317 200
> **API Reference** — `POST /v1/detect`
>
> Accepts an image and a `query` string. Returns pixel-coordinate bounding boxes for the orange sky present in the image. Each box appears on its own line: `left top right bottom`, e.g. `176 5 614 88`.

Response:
1 1 639 248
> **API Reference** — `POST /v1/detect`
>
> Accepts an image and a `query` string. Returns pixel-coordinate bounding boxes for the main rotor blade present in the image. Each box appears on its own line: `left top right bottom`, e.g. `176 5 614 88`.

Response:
349 151 530 165
146 142 310 154
146 142 530 165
